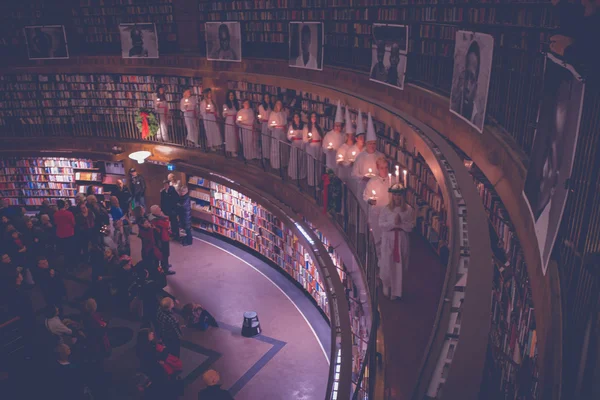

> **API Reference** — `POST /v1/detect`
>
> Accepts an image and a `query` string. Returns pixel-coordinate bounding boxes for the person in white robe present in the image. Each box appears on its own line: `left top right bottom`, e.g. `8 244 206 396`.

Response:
288 112 306 181
378 183 414 300
322 100 345 173
223 90 240 156
352 113 384 195
336 107 356 183
364 156 392 257
303 111 324 187
348 108 366 163
154 85 169 141
200 88 222 149
269 99 288 169
258 93 273 160
180 87 199 146
236 99 258 160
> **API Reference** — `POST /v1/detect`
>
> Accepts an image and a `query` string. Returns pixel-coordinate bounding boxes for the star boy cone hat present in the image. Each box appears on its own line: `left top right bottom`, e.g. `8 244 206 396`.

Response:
356 109 365 135
345 107 355 134
366 112 376 142
335 100 344 124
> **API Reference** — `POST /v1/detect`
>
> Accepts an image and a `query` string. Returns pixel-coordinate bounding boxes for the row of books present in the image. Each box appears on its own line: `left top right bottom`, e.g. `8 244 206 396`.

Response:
0 188 78 197
0 167 74 175
0 158 92 168
0 182 76 190
75 172 102 181
75 5 175 16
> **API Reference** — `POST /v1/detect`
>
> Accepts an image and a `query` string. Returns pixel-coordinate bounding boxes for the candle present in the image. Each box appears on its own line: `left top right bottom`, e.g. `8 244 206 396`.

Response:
207 104 211 109
237 115 242 122
223 105 227 111
328 142 333 150
368 168 372 176
388 173 392 186
185 98 188 103
371 189 377 200
289 129 293 134
258 114 262 120
308 132 313 138
271 120 276 126
338 154 343 161
403 169 407 186
395 169 399 183
157 97 161 102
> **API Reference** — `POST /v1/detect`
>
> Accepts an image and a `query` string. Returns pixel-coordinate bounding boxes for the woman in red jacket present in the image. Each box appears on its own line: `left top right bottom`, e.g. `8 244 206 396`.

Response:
138 218 162 270
53 199 76 267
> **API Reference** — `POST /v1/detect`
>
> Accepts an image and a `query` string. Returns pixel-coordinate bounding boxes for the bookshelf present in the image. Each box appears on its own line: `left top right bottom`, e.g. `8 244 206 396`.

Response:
0 157 93 207
187 175 330 318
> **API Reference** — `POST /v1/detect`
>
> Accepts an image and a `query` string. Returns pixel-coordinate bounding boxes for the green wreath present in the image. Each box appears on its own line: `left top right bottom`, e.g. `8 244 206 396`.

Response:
135 108 159 139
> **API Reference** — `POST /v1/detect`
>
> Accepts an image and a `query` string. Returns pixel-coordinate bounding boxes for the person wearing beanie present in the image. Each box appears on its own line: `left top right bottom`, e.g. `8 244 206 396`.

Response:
198 369 234 400
335 107 356 182
322 100 345 172
352 112 383 184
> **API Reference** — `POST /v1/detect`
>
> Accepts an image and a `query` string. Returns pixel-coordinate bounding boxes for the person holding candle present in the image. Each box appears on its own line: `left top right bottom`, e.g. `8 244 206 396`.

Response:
364 157 392 255
303 111 323 187
352 112 384 192
236 99 258 160
336 107 356 182
223 90 240 156
322 100 345 173
288 112 306 181
200 88 222 150
378 183 415 300
348 108 366 161
180 87 199 146
269 99 288 169
154 85 170 142
258 93 273 160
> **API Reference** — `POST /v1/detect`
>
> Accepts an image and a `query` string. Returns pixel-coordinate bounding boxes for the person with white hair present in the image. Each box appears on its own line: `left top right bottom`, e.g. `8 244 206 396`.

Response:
155 297 182 357
149 205 175 275
198 369 234 399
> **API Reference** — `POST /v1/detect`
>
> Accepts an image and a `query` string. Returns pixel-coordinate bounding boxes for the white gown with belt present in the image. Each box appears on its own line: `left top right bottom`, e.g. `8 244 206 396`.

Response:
363 175 392 254
322 130 344 173
154 95 169 141
258 105 271 159
303 126 322 187
236 109 257 160
200 99 222 148
180 96 199 145
378 204 414 298
223 104 238 153
269 111 288 169
288 125 306 180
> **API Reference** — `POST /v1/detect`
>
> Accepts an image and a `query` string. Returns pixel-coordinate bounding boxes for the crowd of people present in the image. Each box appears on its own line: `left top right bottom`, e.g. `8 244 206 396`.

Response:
0 169 225 399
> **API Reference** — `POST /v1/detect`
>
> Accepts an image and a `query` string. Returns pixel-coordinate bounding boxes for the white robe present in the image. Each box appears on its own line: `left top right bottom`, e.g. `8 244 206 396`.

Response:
236 109 257 159
258 105 272 159
352 150 384 180
378 205 414 298
154 95 169 141
287 125 306 180
200 99 222 148
363 175 392 250
303 125 323 187
336 142 355 183
322 130 344 173
223 104 238 153
269 111 288 169
180 96 199 145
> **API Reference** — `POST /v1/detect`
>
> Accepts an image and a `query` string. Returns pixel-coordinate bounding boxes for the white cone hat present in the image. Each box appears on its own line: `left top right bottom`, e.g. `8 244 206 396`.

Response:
366 112 376 142
345 107 354 134
356 109 365 135
334 100 344 124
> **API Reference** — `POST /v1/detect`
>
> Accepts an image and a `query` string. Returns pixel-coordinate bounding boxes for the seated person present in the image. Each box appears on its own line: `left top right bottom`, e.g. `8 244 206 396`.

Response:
181 303 218 331
44 304 82 345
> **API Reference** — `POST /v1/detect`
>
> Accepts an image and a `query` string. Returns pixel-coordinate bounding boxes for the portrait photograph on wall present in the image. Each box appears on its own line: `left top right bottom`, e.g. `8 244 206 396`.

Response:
119 23 159 59
289 22 324 71
449 31 494 133
523 53 585 276
205 22 242 62
370 24 408 90
24 25 69 60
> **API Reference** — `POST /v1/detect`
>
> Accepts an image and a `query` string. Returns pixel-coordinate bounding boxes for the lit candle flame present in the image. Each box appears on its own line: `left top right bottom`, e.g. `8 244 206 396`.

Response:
185 99 188 103
368 168 372 174
289 129 293 134
308 132 312 138
258 114 262 119
352 151 356 156
338 154 343 159
237 116 242 121
157 98 160 102
372 190 376 196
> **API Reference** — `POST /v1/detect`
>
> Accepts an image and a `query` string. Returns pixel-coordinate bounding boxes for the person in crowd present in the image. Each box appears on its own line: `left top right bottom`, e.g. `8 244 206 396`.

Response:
138 217 162 268
39 214 56 250
154 85 170 141
161 180 180 241
133 205 147 225
0 198 21 220
370 40 387 81
323 101 345 172
149 205 175 275
82 298 111 360
155 297 183 357
36 256 66 314
50 344 86 400
287 111 306 181
109 195 126 223
352 113 384 189
113 218 131 256
364 157 392 256
181 86 200 147
113 179 132 216
378 183 415 300
258 93 273 160
37 199 54 221
53 199 76 266
268 99 288 169
178 186 193 247
75 201 95 264
21 217 40 257
348 109 366 162
129 168 147 210
69 193 86 215
1 252 15 278
304 111 324 187
236 99 258 160
7 228 28 271
210 23 238 60
200 88 222 150
295 24 317 69
198 370 234 400
101 223 118 256
223 90 240 156
336 107 356 182
167 173 181 193
386 43 403 87
1 269 35 334
44 304 81 345
136 328 171 383
181 303 218 331
115 255 136 307
130 262 165 325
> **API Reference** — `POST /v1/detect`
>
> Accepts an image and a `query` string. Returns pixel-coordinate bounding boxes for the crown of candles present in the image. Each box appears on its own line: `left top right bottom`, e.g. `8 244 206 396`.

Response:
388 183 406 194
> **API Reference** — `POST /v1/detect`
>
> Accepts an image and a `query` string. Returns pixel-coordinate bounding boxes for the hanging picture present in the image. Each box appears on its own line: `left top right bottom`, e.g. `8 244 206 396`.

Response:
523 53 585 275
370 24 408 90
205 22 242 62
23 25 69 60
289 22 324 71
119 23 159 59
449 31 494 133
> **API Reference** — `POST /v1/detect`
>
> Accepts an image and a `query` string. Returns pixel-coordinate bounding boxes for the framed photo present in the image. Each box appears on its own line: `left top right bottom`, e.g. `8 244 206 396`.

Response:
523 53 585 275
23 25 69 60
205 22 242 62
289 22 324 71
119 23 159 59
449 31 494 133
370 24 408 90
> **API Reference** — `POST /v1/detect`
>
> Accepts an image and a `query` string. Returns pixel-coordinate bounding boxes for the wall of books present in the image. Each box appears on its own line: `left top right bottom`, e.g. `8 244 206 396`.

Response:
187 175 330 318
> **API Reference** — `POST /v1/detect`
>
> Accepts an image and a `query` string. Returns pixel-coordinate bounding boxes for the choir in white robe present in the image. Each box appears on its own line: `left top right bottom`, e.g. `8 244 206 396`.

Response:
200 99 222 148
322 130 344 172
180 96 199 145
287 125 306 180
303 125 323 187
378 204 414 298
154 95 169 141
363 175 391 254
352 150 384 180
336 142 354 183
269 111 288 169
223 104 238 154
236 109 258 159
258 104 272 159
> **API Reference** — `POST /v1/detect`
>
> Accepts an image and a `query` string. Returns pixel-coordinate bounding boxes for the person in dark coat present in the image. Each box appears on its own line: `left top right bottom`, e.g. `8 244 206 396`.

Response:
114 179 132 216
129 168 147 210
36 256 67 314
160 180 180 240
178 186 193 246
198 370 234 400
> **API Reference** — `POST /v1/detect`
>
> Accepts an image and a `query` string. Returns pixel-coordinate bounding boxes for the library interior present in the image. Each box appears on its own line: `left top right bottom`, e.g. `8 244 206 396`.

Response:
0 1 598 400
